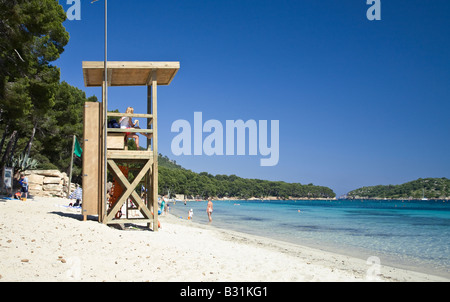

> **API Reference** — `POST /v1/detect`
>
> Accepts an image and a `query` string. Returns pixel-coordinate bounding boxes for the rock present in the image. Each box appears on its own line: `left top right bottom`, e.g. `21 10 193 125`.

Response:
43 177 62 185
28 174 44 184
43 184 61 191
29 170 63 178
28 184 43 191
24 170 74 198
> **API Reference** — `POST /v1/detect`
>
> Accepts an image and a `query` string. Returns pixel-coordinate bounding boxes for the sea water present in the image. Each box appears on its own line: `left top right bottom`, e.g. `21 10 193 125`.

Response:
168 199 450 278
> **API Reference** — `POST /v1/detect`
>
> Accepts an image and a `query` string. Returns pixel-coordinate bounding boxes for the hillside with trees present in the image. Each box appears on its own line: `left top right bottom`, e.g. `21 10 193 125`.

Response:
347 178 450 200
158 155 335 200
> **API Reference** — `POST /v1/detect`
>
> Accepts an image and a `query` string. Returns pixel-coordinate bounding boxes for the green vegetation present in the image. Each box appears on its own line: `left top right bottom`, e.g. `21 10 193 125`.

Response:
0 79 97 178
158 155 335 199
347 178 450 200
0 0 97 179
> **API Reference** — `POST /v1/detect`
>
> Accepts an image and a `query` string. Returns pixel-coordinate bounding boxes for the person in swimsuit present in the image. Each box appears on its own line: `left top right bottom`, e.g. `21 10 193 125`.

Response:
119 107 140 147
206 198 213 222
119 107 152 148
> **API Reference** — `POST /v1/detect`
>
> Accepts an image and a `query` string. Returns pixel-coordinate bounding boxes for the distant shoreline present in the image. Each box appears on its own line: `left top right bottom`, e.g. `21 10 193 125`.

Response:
179 197 449 202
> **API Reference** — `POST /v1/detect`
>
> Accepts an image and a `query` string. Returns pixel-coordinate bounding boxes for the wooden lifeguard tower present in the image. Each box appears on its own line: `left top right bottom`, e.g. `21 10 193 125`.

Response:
81 61 180 231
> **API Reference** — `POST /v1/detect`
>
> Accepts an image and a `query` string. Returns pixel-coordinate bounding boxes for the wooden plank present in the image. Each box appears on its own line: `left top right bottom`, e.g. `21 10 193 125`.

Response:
147 85 152 151
82 102 100 217
107 150 153 160
151 70 159 231
146 84 152 228
82 61 180 87
166 68 179 86
107 68 113 87
105 159 153 223
107 112 153 119
105 173 153 222
83 61 180 70
100 84 106 223
107 133 126 150
106 219 153 225
107 128 153 134
105 161 134 222
83 68 89 88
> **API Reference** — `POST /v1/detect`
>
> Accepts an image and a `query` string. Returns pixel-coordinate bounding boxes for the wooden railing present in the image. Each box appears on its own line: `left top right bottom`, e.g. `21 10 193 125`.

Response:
106 111 153 135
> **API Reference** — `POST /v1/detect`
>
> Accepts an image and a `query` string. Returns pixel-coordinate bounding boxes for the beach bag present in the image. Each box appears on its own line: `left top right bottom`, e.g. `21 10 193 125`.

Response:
108 119 120 128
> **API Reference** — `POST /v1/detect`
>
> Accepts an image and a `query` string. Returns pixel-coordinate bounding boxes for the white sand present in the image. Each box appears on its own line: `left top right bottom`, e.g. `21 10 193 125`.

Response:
0 196 448 282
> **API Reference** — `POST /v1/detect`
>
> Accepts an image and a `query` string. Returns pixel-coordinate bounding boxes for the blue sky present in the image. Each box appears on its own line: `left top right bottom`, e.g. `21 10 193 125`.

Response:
56 0 450 196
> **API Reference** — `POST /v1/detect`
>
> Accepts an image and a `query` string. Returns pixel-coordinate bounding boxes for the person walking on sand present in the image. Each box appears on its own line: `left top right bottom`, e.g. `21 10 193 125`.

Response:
206 198 213 222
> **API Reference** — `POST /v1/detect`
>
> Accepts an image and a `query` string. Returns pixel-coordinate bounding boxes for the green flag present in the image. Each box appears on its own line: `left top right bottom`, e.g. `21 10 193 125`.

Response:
74 136 83 157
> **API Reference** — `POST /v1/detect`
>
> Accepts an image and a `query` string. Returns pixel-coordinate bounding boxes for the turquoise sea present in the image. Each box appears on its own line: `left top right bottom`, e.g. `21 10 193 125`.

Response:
168 199 450 278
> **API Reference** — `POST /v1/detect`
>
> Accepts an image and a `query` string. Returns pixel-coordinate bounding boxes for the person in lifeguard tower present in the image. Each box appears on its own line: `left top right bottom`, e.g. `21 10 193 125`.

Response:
119 107 152 148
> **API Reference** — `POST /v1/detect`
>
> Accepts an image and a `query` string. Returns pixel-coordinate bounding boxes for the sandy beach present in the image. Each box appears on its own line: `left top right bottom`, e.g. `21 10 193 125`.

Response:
0 196 447 282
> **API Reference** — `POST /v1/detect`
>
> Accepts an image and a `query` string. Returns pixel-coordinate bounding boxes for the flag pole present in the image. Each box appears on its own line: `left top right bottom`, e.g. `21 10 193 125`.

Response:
67 135 76 198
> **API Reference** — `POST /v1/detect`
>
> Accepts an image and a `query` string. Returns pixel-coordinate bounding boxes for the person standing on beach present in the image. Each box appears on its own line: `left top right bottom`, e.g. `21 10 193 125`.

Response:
19 174 28 199
206 198 213 222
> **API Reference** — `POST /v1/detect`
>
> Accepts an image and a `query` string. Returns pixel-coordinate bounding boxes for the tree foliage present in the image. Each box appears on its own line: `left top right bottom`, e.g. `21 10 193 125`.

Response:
0 0 69 109
158 156 336 200
347 178 450 199
1 79 97 177
0 1 100 185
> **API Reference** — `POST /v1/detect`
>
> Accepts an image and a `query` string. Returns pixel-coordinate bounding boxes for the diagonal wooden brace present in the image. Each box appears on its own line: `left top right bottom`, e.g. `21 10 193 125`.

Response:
106 159 153 223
